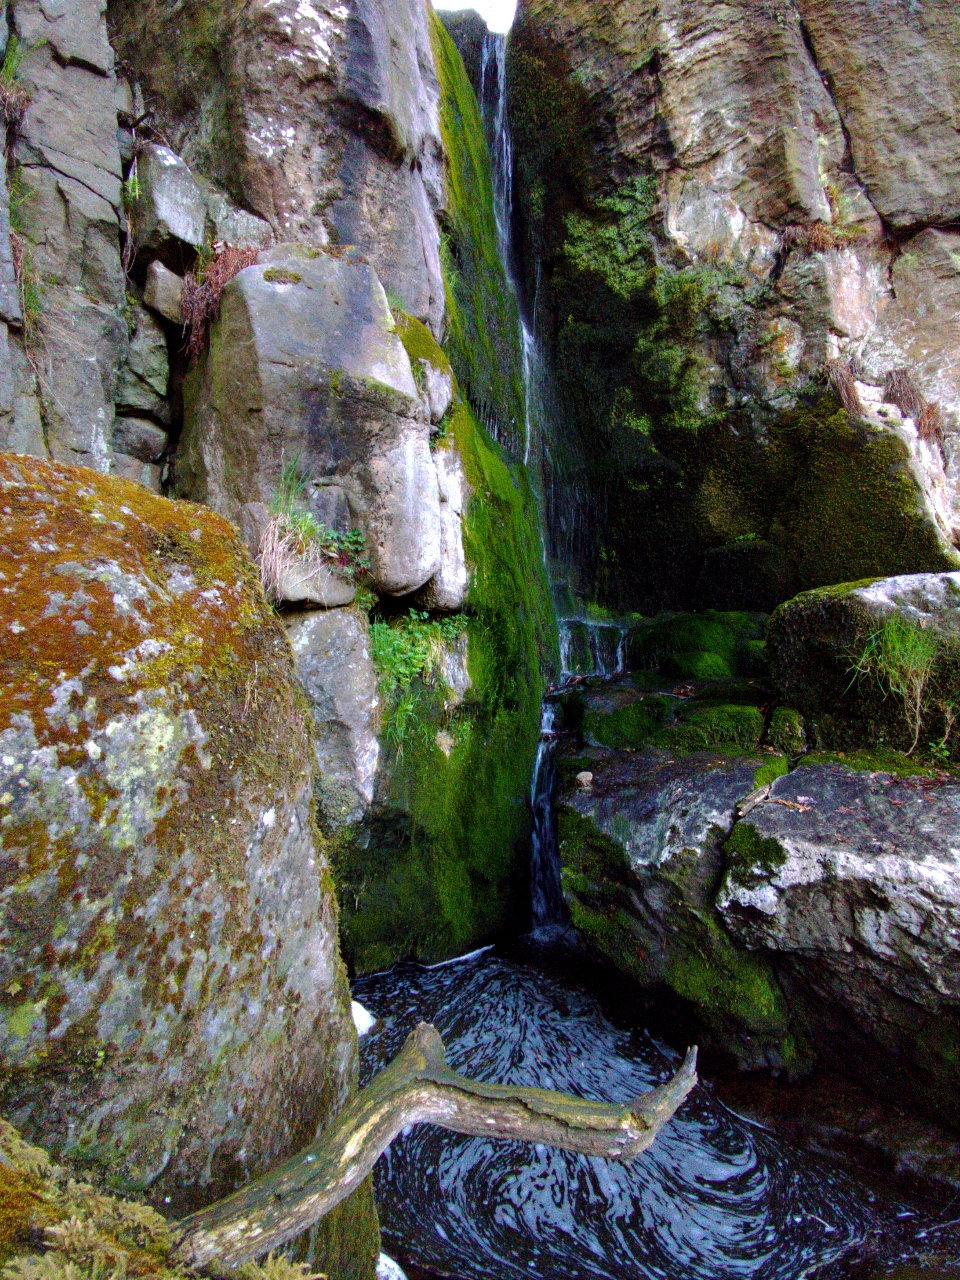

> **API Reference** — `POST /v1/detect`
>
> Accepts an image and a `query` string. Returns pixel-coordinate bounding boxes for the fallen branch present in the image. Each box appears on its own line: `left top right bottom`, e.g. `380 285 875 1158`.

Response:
174 1022 697 1272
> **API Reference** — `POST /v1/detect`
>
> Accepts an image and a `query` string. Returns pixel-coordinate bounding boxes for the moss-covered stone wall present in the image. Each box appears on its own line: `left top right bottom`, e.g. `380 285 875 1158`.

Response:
331 23 557 974
507 11 959 614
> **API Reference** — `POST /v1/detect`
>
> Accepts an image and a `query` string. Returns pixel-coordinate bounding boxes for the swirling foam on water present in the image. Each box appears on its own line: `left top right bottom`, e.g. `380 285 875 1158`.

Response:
355 952 879 1280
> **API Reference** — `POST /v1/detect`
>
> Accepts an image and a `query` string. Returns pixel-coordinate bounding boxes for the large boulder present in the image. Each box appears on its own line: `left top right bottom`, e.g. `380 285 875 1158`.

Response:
718 761 960 1128
176 244 443 597
767 571 960 756
108 0 446 332
0 452 376 1260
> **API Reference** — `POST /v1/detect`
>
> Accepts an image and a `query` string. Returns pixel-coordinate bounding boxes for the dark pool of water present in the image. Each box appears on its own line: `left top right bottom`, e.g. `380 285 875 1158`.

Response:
353 949 946 1280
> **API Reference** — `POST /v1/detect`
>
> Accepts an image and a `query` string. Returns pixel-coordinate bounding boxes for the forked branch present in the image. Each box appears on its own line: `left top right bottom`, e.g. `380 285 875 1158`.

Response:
174 1022 697 1272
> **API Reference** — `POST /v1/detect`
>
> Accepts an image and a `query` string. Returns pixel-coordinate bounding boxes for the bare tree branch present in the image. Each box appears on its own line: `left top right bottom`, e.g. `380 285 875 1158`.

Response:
174 1022 698 1272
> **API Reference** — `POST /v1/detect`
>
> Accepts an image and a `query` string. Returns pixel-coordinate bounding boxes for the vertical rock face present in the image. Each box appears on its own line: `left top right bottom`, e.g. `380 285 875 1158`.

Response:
6 0 126 471
509 0 960 612
107 0 447 332
176 243 443 597
0 454 373 1251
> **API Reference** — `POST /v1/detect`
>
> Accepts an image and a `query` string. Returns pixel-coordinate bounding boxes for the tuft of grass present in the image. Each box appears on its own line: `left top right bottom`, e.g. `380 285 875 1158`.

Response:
782 221 869 255
181 242 260 360
884 368 925 420
0 34 30 137
849 614 947 755
824 359 862 418
258 455 369 602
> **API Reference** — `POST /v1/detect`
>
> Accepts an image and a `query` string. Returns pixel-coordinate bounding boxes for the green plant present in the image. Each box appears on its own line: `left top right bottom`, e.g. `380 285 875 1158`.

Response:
371 610 468 758
0 34 30 134
849 615 944 754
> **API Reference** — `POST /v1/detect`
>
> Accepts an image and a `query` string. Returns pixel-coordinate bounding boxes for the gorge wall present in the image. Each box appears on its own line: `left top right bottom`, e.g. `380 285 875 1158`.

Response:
1 0 960 1276
508 0 960 614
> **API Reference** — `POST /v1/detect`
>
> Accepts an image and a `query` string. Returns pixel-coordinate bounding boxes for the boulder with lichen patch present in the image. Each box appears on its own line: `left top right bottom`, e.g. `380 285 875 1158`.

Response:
0 452 378 1273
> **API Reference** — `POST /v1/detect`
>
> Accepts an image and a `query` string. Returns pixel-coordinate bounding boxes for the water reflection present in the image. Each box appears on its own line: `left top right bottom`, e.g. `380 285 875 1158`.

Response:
355 952 878 1280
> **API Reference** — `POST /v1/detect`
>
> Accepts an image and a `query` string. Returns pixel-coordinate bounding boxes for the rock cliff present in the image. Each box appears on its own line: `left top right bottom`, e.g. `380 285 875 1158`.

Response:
509 0 960 613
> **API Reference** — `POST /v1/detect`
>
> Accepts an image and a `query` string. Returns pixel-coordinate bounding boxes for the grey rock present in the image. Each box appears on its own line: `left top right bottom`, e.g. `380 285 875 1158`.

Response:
420 358 454 426
798 0 960 231
558 747 793 1066
116 302 170 423
177 243 442 597
0 159 21 327
718 762 960 1124
238 500 270 559
10 0 126 471
111 415 168 463
132 143 208 256
143 259 184 323
308 483 352 534
0 453 361 1213
16 0 113 75
111 450 162 492
418 441 468 612
110 0 447 333
272 559 357 609
197 177 274 249
286 606 381 830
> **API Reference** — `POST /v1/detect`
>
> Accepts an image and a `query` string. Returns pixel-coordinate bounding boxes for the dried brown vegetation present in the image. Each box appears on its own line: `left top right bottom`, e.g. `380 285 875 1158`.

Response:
884 367 925 420
782 221 868 255
825 358 862 417
181 243 260 360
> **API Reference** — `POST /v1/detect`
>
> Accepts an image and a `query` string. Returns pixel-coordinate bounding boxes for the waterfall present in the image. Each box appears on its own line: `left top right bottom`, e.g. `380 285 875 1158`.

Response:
528 701 569 937
559 619 628 679
481 31 569 935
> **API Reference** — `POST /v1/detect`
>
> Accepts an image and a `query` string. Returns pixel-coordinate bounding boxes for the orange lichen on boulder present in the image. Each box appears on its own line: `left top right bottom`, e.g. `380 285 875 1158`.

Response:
0 453 357 1219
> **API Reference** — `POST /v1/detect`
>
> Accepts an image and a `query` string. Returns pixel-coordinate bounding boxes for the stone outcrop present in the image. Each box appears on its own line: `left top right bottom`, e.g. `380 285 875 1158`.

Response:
286 607 381 831
767 570 960 757
108 0 447 332
4 0 126 472
718 761 960 1128
0 453 378 1267
555 665 960 1126
509 0 960 613
176 243 443 597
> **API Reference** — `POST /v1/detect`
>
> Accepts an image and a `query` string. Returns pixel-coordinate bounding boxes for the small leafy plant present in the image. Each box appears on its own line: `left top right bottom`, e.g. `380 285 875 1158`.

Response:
259 456 370 603
371 610 468 758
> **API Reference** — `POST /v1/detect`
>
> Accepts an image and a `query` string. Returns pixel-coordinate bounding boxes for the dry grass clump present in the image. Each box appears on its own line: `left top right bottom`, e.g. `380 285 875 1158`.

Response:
884 367 925 420
181 243 260 360
884 368 946 455
824 358 862 417
782 221 867 255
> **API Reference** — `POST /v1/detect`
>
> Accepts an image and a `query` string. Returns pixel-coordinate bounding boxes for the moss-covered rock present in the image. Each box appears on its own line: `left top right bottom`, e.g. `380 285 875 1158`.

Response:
718 761 960 1129
626 610 768 680
557 751 803 1069
328 22 556 973
767 571 960 760
0 453 378 1273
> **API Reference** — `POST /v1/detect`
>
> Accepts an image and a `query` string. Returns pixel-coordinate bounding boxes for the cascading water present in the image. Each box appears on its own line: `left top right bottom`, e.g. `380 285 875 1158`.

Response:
559 618 629 678
528 701 569 937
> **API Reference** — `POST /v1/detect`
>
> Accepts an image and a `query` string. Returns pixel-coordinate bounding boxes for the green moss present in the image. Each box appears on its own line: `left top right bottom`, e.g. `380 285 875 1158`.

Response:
768 707 806 756
666 923 792 1039
724 822 788 889
627 611 768 680
261 267 301 284
753 755 789 788
429 14 526 452
801 749 939 778
336 397 556 972
655 704 764 753
583 696 671 749
392 312 453 378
